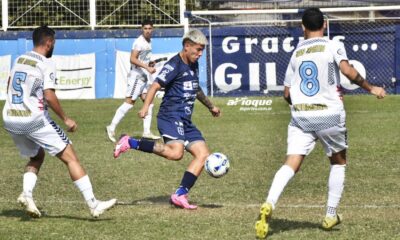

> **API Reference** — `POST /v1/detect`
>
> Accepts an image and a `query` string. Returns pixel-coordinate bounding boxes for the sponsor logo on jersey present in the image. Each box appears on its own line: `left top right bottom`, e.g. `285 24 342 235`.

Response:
183 81 193 90
164 64 174 71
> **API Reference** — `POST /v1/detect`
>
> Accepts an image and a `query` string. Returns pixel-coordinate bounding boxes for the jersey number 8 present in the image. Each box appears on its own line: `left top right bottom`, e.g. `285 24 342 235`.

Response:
299 61 319 97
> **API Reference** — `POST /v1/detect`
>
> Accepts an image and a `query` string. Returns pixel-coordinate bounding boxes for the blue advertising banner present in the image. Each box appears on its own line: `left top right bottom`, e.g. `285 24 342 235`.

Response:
210 23 398 96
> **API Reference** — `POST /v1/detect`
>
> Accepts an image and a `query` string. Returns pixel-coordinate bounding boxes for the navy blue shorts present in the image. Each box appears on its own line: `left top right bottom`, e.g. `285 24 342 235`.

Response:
157 115 204 145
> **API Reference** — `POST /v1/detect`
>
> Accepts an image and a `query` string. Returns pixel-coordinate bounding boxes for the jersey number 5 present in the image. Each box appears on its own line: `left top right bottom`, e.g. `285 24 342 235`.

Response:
12 72 27 104
299 61 319 97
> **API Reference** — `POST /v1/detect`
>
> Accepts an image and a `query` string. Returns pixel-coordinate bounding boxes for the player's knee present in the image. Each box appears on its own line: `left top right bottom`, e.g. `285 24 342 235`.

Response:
31 148 45 163
167 151 184 161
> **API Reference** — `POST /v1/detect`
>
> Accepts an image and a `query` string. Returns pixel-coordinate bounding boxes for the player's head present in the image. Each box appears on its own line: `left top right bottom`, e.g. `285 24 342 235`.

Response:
141 19 154 40
32 25 56 58
181 29 207 64
302 8 324 32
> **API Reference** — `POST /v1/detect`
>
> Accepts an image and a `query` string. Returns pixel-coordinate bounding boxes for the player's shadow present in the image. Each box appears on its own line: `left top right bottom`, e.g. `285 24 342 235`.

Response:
267 218 328 236
118 195 223 208
1 209 113 222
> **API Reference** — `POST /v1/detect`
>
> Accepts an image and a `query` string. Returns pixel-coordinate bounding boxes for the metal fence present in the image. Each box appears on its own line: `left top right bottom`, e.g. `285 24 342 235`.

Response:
1 0 399 30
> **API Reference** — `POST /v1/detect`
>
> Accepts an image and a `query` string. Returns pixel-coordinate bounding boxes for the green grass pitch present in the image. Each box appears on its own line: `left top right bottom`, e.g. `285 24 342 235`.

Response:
0 95 399 239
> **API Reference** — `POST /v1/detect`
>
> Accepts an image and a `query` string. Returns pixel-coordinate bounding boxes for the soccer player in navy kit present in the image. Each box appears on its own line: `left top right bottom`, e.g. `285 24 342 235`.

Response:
114 29 221 209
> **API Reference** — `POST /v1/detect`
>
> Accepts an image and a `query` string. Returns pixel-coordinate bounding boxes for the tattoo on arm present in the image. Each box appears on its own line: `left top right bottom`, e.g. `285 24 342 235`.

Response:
196 89 214 110
352 73 366 87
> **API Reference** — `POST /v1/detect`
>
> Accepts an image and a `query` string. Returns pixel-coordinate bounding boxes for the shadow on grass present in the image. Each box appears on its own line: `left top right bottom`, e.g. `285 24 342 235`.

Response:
268 217 328 236
117 195 224 208
1 209 113 222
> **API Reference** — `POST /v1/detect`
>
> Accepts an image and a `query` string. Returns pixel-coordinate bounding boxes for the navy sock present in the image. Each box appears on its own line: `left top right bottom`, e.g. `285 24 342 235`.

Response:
175 171 198 196
128 138 154 153
138 139 155 153
128 138 139 149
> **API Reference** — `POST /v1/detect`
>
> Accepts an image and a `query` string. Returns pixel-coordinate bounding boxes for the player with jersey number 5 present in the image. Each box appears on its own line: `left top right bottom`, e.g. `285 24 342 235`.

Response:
113 29 221 210
106 19 160 142
255 8 386 239
2 26 116 218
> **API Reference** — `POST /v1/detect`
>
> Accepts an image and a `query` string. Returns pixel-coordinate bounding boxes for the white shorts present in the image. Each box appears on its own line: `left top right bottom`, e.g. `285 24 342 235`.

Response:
126 71 148 100
287 123 348 157
8 121 71 158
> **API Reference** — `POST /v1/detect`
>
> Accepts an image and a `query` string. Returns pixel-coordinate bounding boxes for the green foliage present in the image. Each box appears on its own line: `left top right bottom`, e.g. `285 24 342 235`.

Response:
0 96 399 239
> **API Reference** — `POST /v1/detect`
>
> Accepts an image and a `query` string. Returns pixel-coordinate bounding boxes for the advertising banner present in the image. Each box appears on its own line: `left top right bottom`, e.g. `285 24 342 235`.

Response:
53 53 96 99
114 50 175 98
0 55 11 100
210 24 396 96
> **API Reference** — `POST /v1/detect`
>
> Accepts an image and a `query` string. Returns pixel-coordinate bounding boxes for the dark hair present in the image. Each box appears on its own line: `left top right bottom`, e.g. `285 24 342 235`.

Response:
302 8 324 31
32 25 55 47
141 19 153 27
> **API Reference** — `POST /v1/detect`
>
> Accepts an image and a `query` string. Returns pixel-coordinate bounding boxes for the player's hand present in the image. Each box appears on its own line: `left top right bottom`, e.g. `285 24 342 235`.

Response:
64 117 77 132
138 107 148 119
210 106 221 117
147 66 156 74
370 86 386 99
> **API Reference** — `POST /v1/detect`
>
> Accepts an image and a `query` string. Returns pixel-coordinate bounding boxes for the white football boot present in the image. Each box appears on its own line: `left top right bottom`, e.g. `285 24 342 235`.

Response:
106 125 116 142
90 198 117 218
17 193 41 218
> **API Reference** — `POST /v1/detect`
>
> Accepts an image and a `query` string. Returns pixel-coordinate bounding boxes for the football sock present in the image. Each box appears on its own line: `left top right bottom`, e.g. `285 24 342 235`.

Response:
326 164 346 217
143 103 154 134
110 102 133 131
23 172 37 198
128 138 140 149
128 138 155 153
73 175 97 209
176 171 198 196
266 164 295 209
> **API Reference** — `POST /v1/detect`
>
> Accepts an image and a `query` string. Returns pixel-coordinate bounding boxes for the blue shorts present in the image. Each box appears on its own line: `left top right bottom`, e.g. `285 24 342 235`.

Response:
157 115 204 147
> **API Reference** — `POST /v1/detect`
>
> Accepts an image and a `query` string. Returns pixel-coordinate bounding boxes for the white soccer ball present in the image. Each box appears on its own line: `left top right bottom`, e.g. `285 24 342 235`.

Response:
204 153 230 178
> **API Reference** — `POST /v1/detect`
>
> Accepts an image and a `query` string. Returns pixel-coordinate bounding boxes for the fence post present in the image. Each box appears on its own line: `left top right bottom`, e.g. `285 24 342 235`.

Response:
90 0 96 30
2 0 8 31
180 0 188 32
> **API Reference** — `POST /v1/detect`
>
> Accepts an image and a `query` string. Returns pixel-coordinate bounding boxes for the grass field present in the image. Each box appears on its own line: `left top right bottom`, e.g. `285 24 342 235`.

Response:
0 95 399 240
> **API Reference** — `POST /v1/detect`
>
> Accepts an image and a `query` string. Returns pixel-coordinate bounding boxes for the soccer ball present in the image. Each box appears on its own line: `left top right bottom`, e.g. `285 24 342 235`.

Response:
204 153 230 178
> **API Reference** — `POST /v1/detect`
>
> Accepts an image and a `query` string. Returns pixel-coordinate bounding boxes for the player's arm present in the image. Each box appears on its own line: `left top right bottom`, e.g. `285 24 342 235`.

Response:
6 76 10 93
130 49 156 74
44 89 77 132
339 61 386 99
283 86 292 105
138 82 161 118
196 88 221 117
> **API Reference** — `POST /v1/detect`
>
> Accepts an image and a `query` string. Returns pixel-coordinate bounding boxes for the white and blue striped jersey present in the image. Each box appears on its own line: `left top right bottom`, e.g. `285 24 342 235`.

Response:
2 51 57 134
284 37 348 131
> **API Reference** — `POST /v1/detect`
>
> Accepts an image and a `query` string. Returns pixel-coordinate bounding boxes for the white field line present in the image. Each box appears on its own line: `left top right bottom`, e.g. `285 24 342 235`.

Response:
0 199 399 209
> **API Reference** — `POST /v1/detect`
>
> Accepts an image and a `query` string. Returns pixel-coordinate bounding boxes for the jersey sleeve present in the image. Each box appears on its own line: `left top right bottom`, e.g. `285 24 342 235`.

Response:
284 54 296 87
155 60 179 87
43 60 57 90
132 38 142 52
330 40 348 65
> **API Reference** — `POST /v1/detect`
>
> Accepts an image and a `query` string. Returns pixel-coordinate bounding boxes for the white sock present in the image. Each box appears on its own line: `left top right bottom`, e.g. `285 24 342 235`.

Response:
266 165 295 209
143 103 154 134
73 175 97 209
23 172 37 198
109 102 133 131
326 164 346 217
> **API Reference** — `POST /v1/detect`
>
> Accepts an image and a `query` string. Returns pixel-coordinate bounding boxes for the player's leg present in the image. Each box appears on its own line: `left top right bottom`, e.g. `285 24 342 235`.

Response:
256 125 316 239
106 73 144 142
114 116 185 160
318 125 348 230
141 88 160 140
10 133 44 218
35 122 116 217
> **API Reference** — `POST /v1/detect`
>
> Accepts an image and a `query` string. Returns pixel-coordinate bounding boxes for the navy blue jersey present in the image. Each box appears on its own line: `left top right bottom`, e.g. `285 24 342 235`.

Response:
155 54 200 119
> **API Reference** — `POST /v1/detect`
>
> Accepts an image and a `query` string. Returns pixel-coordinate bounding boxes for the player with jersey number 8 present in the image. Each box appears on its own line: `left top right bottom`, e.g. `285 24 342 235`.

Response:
255 8 386 239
